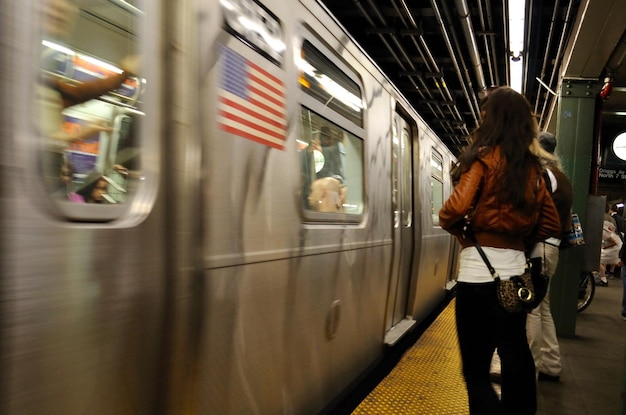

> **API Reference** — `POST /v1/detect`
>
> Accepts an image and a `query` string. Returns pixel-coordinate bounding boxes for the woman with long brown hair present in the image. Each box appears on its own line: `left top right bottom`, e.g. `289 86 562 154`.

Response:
439 87 561 414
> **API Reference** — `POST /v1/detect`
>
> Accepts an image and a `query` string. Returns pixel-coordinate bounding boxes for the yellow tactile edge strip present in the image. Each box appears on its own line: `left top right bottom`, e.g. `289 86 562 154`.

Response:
352 299 469 415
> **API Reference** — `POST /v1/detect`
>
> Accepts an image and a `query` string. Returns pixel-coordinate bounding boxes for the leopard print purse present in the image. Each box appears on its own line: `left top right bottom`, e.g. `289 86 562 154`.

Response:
494 269 536 313
466 227 544 313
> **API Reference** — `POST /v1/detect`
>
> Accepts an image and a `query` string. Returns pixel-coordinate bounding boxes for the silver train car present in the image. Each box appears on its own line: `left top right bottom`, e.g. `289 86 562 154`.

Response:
1 0 458 414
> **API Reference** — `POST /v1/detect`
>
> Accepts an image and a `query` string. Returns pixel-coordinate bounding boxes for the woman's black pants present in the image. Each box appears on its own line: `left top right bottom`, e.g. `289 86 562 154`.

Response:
455 281 537 415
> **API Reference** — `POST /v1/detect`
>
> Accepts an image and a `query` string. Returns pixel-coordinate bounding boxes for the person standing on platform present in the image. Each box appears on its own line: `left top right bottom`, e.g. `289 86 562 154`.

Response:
526 132 574 382
599 220 622 286
608 203 624 278
621 242 626 320
609 203 624 238
439 87 560 415
604 203 616 228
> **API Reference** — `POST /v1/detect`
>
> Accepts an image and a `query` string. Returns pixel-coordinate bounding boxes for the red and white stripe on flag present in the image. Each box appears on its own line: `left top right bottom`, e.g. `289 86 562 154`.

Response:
218 46 287 150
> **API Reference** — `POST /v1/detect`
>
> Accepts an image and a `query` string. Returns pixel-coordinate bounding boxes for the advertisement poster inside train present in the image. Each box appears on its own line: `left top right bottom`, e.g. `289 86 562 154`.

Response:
64 115 99 174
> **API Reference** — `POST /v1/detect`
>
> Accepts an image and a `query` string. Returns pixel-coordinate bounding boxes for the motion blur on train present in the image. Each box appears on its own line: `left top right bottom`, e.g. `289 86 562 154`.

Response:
1 0 459 414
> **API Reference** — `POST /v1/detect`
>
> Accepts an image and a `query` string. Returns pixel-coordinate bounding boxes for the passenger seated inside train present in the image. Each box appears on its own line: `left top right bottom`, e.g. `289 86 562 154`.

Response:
308 176 345 212
77 176 111 204
298 106 364 215
300 125 348 211
54 157 84 202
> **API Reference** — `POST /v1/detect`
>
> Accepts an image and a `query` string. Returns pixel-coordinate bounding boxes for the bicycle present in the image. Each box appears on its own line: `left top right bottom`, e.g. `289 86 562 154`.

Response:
577 271 596 312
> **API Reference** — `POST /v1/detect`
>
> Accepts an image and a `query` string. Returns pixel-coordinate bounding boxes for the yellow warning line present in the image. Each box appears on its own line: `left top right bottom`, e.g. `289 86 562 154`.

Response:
352 299 469 415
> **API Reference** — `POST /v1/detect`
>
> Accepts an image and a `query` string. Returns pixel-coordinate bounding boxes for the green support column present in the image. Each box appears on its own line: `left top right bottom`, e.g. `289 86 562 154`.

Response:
552 78 599 337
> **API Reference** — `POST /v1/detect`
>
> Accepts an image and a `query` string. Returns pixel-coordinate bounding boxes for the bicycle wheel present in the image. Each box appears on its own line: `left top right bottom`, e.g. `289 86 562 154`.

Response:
577 271 595 312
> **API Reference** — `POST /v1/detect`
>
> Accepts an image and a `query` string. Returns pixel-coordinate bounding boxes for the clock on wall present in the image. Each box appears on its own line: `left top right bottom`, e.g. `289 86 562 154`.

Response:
612 132 626 161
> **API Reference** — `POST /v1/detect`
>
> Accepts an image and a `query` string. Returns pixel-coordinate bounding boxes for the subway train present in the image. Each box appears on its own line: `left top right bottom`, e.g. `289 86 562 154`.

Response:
0 1 459 414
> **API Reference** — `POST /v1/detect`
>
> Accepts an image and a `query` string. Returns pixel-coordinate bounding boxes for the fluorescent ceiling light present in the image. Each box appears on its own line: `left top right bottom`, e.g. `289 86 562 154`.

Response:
510 58 523 93
508 0 525 93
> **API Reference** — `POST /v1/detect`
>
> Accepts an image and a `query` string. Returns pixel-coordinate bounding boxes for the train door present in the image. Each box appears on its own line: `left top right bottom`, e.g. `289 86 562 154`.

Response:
385 111 416 344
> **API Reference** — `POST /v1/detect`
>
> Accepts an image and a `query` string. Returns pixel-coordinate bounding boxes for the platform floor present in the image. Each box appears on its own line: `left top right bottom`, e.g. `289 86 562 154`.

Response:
350 279 626 415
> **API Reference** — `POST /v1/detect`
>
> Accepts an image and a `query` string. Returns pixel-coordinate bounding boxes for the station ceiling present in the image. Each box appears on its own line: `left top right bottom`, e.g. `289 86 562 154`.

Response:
319 0 626 157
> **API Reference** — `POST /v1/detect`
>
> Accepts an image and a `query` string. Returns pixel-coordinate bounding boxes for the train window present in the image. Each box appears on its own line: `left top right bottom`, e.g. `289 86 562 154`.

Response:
400 128 413 227
431 151 444 225
392 123 400 228
221 0 285 66
392 115 413 228
298 40 363 127
36 0 146 221
298 108 364 217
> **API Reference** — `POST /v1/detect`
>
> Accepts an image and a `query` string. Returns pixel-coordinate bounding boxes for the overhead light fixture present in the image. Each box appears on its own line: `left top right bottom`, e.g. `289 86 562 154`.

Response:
508 0 525 93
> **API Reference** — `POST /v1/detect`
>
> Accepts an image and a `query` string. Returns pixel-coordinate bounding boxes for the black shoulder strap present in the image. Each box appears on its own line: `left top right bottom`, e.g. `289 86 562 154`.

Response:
543 168 553 193
465 226 499 280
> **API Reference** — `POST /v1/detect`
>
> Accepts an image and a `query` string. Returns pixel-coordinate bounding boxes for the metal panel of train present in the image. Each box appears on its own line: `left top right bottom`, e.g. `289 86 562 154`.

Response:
0 0 457 414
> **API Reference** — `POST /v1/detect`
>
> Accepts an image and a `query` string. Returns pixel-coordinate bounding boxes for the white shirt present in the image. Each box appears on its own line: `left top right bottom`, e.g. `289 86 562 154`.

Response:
457 246 527 283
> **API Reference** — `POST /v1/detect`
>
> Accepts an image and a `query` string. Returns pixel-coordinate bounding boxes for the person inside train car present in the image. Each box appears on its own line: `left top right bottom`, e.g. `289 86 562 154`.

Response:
54 156 84 202
38 0 141 191
308 176 345 213
77 176 111 204
316 126 346 183
300 135 322 207
439 87 561 415
300 126 347 211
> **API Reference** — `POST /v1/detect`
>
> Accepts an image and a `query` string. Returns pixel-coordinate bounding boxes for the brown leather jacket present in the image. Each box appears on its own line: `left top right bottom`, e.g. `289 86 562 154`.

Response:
439 147 561 251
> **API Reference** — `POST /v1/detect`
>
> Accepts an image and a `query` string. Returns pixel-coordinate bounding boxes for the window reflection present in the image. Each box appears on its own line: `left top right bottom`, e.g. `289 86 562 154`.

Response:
297 40 363 127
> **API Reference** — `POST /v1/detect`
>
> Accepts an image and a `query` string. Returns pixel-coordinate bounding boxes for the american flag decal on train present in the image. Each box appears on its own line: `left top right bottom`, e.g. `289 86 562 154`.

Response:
218 46 287 150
